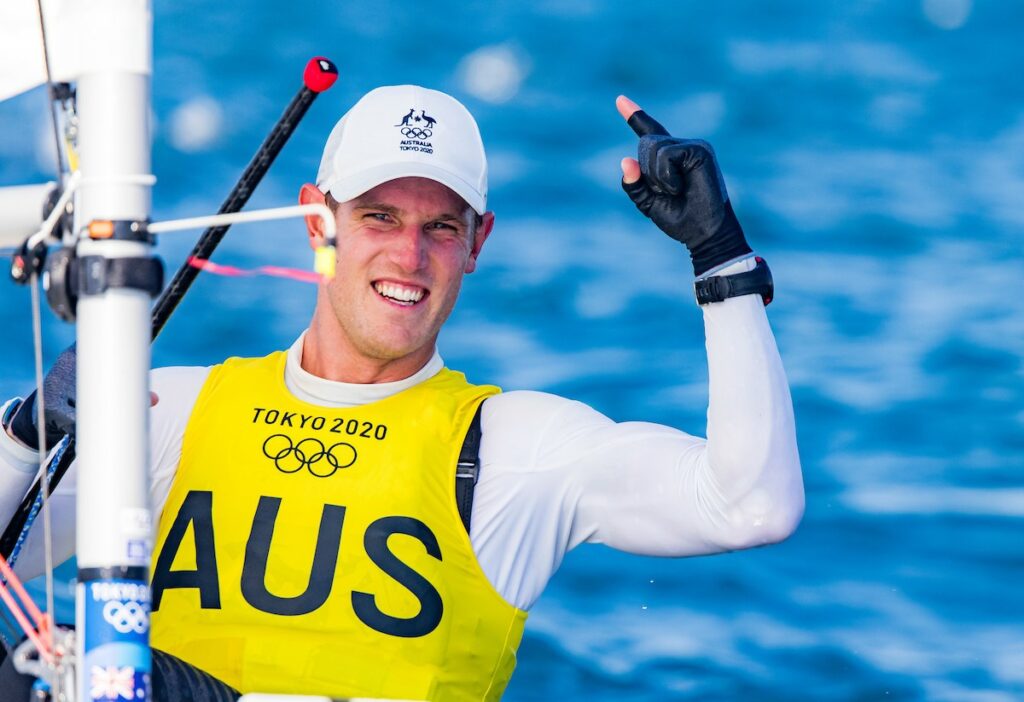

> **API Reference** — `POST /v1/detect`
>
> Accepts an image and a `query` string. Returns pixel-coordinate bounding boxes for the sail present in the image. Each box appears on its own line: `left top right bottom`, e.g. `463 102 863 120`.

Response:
0 0 72 100
0 0 151 102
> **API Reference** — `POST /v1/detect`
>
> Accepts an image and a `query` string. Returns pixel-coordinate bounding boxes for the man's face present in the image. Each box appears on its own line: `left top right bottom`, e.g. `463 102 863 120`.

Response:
311 177 491 366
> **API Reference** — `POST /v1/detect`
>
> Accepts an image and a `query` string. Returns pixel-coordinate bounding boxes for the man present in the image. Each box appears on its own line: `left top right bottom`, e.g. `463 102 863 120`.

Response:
0 85 803 700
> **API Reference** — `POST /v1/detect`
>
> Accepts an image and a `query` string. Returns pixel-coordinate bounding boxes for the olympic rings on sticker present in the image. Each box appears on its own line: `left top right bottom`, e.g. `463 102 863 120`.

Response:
102 600 149 634
400 127 432 139
262 434 358 478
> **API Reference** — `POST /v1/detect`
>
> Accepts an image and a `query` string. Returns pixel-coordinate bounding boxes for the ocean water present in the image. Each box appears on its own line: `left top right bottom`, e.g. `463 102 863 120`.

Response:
1 0 1023 699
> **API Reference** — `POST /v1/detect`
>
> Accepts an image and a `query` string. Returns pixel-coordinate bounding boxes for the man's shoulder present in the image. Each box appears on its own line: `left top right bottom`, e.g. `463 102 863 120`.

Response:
486 389 592 416
152 350 286 386
481 390 611 452
150 365 214 406
150 364 213 384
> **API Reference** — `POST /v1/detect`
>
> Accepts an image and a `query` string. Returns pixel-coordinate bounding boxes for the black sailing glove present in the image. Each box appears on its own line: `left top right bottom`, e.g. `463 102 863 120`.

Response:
7 345 77 450
621 106 752 277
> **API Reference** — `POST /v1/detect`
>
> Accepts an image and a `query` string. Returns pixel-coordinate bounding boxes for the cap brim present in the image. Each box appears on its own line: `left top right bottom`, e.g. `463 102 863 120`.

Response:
320 162 486 215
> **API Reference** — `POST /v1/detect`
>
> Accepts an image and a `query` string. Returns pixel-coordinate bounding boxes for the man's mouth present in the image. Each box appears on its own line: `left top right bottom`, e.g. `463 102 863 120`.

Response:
373 280 428 307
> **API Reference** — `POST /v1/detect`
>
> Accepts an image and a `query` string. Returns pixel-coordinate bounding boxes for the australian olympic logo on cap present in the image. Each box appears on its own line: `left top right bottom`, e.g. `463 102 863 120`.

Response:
394 107 436 154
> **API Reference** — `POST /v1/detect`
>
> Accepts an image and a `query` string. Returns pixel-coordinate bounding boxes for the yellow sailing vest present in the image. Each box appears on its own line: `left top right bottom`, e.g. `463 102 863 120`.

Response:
150 352 527 700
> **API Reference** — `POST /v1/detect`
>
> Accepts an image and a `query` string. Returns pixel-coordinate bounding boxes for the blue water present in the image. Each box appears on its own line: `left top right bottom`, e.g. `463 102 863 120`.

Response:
2 0 1023 699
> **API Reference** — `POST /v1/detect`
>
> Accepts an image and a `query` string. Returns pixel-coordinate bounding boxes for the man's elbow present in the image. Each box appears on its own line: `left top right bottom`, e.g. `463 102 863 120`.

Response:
712 443 806 550
757 493 804 546
712 482 805 552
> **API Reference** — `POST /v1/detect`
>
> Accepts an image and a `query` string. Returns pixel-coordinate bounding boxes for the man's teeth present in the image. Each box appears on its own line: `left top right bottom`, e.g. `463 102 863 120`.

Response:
374 282 425 304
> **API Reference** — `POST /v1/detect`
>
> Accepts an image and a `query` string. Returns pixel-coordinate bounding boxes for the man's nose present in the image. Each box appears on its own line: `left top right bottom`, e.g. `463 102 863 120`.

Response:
389 224 428 271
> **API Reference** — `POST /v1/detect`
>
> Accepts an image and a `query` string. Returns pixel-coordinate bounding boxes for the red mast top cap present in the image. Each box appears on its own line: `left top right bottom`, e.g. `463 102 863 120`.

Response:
304 57 339 93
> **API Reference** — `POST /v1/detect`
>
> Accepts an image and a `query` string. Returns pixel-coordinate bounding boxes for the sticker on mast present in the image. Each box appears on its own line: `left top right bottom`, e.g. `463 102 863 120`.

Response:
80 579 152 701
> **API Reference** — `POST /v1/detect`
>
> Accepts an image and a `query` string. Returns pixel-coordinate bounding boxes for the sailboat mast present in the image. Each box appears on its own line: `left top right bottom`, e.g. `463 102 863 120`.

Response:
73 1 155 700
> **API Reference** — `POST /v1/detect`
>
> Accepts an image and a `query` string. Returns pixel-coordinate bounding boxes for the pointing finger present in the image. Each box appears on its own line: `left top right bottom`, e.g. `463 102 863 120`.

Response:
616 95 670 137
616 95 641 121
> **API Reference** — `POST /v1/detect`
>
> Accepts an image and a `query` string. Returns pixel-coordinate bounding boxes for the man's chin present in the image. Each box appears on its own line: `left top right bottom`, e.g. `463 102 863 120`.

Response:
345 313 444 366
358 334 435 365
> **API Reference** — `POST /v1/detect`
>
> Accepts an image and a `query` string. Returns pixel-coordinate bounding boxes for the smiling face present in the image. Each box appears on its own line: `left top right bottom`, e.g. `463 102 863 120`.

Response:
300 177 493 383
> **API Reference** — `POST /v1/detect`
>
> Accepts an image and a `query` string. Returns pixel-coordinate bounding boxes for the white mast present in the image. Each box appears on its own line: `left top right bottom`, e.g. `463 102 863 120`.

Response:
72 1 155 700
1 6 339 695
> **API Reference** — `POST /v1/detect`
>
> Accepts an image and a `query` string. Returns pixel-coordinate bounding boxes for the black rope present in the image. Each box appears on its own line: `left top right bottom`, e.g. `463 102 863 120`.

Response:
35 0 66 186
1 64 335 561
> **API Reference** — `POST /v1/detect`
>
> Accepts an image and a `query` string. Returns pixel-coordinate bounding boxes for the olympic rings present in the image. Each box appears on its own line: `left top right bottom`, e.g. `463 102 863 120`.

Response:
262 434 357 478
102 600 148 634
400 127 432 139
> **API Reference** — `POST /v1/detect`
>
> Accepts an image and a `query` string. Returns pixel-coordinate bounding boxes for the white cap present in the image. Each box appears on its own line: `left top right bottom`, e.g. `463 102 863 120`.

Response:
316 85 488 214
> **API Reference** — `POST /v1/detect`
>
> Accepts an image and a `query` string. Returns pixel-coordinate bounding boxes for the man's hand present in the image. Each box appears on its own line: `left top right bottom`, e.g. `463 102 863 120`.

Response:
617 95 752 277
6 345 77 450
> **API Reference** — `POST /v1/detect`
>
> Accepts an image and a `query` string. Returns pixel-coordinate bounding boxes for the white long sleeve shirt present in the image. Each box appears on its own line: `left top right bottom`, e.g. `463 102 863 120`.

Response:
0 259 804 611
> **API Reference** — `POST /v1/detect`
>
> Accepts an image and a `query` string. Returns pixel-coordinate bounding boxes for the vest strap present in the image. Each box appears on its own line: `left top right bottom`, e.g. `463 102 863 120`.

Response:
455 402 484 534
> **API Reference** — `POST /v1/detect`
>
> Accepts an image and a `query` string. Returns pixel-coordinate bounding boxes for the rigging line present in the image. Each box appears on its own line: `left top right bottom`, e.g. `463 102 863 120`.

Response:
1 57 339 563
35 0 66 186
28 273 57 670
0 554 48 631
187 256 325 284
0 553 54 665
0 601 18 650
7 437 68 568
0 604 18 650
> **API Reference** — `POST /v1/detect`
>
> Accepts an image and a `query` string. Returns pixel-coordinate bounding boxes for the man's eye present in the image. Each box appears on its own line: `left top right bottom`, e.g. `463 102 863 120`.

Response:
365 213 392 223
428 221 457 231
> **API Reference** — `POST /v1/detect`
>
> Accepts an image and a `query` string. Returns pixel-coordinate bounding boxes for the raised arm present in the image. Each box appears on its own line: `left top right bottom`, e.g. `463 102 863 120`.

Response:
470 99 803 609
561 272 803 557
596 96 802 553
475 309 801 609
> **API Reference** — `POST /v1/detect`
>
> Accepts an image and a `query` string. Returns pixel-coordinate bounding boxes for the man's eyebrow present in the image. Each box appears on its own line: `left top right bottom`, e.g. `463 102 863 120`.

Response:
351 201 466 223
352 201 401 214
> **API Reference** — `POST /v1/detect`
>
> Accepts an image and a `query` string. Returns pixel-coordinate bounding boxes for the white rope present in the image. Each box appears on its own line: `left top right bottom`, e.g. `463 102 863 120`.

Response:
24 170 80 250
30 1 67 690
28 273 58 692
20 171 158 251
148 202 337 241
80 173 157 187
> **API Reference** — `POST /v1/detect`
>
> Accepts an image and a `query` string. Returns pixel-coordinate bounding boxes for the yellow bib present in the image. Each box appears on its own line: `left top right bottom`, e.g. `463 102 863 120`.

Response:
150 352 527 700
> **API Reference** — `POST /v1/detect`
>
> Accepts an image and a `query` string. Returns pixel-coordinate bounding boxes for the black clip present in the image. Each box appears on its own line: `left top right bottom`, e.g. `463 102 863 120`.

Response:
87 220 155 244
694 275 731 305
456 458 480 484
9 239 47 285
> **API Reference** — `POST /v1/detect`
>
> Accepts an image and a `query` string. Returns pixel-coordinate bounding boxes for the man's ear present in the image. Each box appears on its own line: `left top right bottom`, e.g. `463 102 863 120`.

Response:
465 211 494 274
300 183 329 250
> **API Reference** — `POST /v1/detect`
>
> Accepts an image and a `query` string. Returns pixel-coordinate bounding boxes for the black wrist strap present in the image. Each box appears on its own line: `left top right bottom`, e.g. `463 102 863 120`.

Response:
5 396 39 450
694 256 773 306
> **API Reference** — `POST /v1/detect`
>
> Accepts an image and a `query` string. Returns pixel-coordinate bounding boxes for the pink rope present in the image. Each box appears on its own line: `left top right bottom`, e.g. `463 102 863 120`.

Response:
188 256 324 284
0 553 54 663
0 554 45 628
